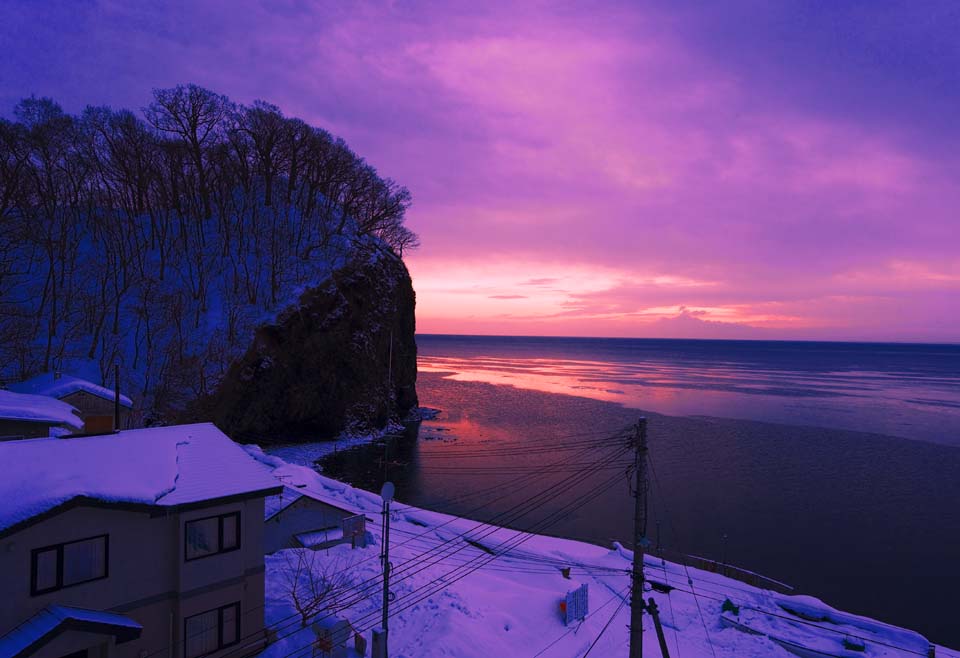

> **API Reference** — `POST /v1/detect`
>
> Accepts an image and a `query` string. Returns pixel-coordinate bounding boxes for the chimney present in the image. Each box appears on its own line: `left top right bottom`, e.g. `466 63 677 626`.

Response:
114 364 121 432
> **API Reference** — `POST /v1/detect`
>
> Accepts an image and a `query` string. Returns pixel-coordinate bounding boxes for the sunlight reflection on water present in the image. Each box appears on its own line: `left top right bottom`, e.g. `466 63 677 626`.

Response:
418 338 960 444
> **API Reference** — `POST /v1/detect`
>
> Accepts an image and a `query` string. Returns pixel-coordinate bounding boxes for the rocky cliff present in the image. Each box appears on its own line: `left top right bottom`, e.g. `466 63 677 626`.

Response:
207 243 417 442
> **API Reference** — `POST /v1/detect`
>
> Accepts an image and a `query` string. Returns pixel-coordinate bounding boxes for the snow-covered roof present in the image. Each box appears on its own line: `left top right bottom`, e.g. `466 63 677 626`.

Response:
264 485 359 521
0 390 83 430
0 605 141 657
264 489 301 520
0 423 280 535
9 372 133 408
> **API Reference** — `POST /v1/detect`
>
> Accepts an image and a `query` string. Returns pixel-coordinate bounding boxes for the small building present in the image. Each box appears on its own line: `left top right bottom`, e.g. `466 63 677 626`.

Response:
0 422 281 658
9 372 133 433
0 389 84 440
264 485 366 554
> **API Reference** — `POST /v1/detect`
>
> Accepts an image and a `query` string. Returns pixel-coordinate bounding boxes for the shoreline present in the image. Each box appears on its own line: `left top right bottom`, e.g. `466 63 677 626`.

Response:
312 370 960 647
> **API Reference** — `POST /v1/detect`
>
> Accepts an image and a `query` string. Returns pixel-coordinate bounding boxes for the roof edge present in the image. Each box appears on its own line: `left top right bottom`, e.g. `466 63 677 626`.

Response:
0 486 283 541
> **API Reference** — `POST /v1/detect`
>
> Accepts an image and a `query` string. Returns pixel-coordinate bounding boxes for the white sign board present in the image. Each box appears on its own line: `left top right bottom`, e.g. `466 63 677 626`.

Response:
565 583 589 625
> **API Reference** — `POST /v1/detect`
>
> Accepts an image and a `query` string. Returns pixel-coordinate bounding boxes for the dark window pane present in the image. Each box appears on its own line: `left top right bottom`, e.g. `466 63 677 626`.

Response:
221 515 239 551
185 610 219 658
63 537 106 585
34 548 58 591
186 517 219 560
221 604 239 645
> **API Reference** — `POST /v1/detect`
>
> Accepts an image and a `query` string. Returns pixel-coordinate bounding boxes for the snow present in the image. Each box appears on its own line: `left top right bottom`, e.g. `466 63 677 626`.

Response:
0 389 83 430
0 423 278 533
264 489 303 520
262 420 405 472
9 372 134 408
0 605 141 656
253 448 951 658
296 528 341 548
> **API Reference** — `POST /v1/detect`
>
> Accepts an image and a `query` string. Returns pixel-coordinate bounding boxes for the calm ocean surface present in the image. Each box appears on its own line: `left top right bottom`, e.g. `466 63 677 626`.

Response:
418 335 960 445
316 335 960 646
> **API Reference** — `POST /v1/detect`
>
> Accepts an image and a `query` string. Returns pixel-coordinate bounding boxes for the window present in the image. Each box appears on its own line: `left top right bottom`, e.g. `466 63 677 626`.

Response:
184 603 240 658
185 512 240 561
31 535 108 595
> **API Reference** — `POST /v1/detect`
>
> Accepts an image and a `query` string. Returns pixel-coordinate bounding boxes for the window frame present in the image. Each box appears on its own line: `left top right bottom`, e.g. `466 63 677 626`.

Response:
184 512 241 562
30 534 109 596
183 602 241 658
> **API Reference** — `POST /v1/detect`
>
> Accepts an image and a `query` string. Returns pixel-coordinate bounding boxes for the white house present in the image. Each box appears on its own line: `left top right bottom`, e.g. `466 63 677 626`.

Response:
0 423 281 658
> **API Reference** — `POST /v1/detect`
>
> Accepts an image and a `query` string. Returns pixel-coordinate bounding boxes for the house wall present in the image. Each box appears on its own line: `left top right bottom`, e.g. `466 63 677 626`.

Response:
59 390 131 432
29 629 113 658
0 419 55 440
264 496 354 554
0 497 267 658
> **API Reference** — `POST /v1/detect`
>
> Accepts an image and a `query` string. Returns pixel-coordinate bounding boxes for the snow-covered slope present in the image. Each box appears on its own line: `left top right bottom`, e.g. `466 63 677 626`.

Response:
247 447 952 658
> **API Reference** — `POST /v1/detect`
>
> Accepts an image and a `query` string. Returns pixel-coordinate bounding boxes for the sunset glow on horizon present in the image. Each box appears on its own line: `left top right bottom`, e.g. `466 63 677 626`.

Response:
3 1 958 342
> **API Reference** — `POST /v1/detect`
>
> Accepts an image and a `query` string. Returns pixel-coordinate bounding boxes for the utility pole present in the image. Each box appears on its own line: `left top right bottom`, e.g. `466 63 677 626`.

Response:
646 598 671 658
378 481 395 658
630 418 648 658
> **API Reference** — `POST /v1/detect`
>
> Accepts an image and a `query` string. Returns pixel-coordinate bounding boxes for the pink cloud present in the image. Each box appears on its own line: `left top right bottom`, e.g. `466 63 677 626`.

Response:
2 1 957 340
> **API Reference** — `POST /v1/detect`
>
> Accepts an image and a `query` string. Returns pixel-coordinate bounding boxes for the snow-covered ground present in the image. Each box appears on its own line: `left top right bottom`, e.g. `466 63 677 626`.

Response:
247 446 954 658
264 407 439 470
264 421 404 470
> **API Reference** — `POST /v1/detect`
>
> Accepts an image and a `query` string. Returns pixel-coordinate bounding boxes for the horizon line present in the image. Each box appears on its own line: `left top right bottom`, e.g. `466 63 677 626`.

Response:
414 332 960 347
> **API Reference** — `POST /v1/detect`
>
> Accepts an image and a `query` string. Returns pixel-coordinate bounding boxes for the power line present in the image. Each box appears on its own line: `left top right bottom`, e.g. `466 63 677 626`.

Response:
647 451 717 658
359 466 631 631
532 586 631 657
248 441 635 658
154 425 636 658
583 589 631 657
261 458 634 658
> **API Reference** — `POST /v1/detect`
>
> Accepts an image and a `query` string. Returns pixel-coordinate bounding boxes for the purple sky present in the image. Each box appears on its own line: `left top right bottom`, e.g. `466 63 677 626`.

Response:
2 1 958 341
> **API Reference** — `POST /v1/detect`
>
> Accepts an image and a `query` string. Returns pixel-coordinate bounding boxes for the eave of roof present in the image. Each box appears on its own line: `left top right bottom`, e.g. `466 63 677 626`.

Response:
0 486 282 542
0 605 142 658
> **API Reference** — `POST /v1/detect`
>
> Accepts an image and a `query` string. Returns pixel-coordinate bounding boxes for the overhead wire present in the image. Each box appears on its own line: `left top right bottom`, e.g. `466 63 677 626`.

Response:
258 449 635 658
354 463 632 632
646 451 716 658
582 588 631 657
531 585 632 657
219 434 636 658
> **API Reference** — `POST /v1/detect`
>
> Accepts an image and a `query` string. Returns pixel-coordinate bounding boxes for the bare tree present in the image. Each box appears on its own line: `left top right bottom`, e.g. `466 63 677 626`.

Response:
0 84 419 418
279 548 354 628
144 84 233 219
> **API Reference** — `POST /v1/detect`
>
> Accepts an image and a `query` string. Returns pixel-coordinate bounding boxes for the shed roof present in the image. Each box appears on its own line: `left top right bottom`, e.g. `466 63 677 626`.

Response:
0 423 280 535
0 605 142 658
264 484 359 521
9 372 133 408
0 389 83 430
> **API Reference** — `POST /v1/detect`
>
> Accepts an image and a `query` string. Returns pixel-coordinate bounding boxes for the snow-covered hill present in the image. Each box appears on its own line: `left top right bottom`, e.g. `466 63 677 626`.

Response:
247 447 956 658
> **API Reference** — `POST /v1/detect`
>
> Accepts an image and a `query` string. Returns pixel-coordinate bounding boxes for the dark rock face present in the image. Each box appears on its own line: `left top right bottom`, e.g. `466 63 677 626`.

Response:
209 247 417 442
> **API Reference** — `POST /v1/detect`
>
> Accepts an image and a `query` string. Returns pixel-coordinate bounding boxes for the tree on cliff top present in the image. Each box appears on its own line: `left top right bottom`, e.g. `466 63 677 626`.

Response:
0 84 417 421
